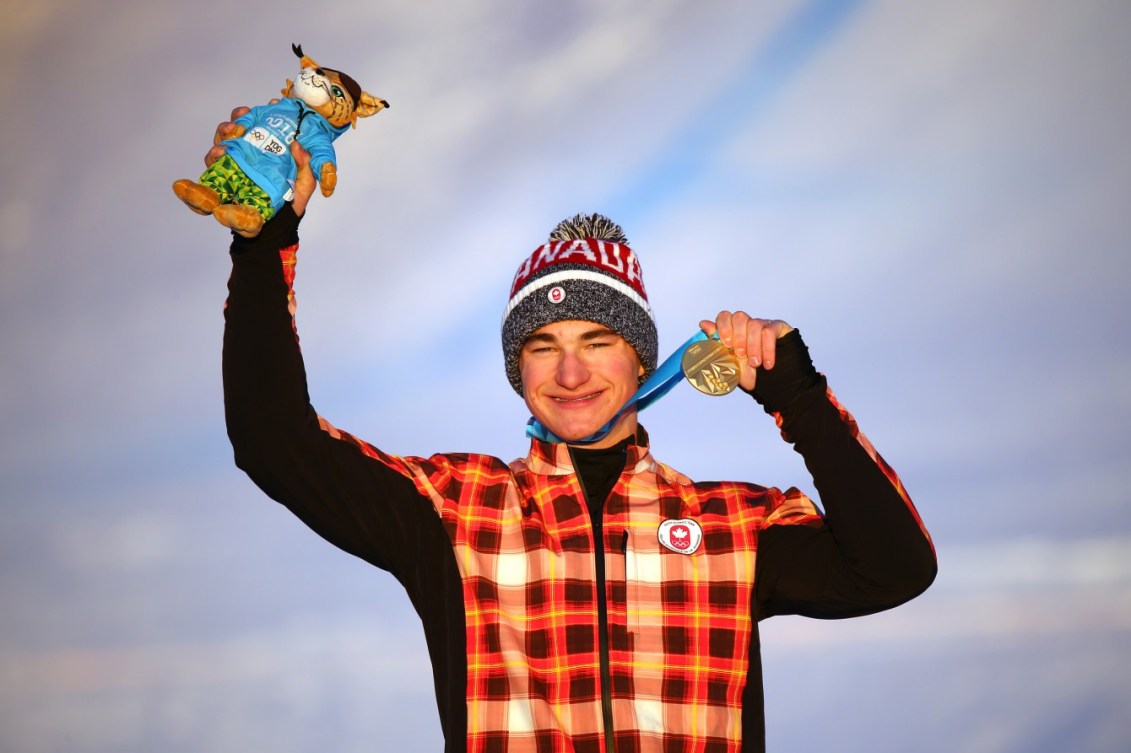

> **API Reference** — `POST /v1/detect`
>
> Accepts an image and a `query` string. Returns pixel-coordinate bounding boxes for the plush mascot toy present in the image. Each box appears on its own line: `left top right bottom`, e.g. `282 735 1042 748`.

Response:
173 44 388 237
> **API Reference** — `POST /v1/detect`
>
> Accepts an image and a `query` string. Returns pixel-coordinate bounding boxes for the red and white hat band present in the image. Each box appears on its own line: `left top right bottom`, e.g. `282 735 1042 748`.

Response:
501 268 655 325
509 239 646 299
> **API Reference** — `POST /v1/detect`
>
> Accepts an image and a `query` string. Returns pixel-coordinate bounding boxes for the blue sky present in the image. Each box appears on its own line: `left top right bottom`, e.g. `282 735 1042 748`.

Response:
2 1 1129 751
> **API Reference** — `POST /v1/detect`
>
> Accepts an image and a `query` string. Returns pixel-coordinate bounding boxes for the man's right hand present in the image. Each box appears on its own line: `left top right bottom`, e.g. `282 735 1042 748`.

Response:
204 107 249 166
204 106 317 218
699 311 794 392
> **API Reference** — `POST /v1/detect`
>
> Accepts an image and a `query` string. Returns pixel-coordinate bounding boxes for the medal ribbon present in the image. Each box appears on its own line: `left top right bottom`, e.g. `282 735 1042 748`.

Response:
526 330 712 445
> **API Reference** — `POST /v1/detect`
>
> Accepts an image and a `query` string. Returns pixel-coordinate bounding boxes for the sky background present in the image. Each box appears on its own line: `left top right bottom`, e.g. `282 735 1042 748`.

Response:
2 0 1129 751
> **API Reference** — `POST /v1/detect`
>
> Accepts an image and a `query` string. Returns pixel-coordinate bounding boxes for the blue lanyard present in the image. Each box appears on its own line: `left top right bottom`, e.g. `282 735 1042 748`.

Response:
526 330 712 445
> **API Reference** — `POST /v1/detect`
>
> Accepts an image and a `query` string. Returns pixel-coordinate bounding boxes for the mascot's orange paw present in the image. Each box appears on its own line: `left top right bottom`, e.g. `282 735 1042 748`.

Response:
172 179 221 216
213 204 264 238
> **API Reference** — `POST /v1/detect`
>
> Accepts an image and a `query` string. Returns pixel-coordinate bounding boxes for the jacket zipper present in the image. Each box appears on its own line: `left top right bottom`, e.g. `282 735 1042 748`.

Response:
569 447 617 753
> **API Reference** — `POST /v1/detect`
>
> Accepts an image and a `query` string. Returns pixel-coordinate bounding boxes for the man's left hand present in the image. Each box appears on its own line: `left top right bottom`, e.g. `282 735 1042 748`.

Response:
699 311 794 392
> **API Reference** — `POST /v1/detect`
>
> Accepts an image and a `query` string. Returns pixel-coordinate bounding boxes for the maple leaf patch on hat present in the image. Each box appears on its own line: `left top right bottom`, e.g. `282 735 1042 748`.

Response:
658 519 702 555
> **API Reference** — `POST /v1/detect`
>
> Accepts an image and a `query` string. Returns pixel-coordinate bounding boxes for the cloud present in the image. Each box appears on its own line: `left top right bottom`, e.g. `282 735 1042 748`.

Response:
761 535 1131 650
0 613 441 753
3 1 1131 751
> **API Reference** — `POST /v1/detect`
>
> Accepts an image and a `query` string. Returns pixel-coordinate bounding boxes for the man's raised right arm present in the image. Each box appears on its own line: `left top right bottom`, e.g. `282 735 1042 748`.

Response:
220 136 437 578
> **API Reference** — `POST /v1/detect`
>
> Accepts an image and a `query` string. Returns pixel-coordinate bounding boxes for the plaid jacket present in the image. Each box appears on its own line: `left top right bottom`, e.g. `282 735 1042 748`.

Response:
223 210 937 753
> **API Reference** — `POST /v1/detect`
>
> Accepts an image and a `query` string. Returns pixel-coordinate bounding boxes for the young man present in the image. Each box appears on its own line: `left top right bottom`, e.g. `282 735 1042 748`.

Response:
219 127 936 753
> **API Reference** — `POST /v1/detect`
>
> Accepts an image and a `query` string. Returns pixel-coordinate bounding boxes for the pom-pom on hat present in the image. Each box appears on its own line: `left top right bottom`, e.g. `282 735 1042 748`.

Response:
501 213 659 395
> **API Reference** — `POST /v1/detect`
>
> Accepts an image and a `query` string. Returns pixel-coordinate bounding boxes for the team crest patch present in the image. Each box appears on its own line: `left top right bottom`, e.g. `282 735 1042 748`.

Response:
658 519 702 555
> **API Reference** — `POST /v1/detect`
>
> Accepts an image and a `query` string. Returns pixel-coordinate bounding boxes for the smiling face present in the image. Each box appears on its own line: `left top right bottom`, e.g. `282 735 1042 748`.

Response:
519 320 645 448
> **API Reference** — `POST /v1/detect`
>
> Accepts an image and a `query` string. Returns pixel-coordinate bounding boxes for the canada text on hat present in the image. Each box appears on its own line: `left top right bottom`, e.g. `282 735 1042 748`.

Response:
509 239 645 298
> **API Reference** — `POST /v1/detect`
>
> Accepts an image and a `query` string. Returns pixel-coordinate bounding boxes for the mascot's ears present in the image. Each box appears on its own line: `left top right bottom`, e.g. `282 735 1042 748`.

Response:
352 92 389 123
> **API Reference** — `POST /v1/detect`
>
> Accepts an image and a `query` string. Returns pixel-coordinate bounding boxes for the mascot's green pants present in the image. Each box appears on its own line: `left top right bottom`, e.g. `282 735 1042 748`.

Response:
200 154 276 222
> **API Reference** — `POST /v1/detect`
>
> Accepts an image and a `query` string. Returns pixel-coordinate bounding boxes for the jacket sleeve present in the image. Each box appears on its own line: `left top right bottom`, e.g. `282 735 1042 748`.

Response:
751 331 937 619
297 123 337 177
222 205 441 580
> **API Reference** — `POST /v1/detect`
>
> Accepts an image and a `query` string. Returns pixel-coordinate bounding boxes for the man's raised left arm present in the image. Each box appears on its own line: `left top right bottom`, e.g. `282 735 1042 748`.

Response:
703 311 937 618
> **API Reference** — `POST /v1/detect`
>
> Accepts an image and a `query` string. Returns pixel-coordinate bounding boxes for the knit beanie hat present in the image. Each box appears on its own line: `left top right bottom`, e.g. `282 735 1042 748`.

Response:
501 213 658 395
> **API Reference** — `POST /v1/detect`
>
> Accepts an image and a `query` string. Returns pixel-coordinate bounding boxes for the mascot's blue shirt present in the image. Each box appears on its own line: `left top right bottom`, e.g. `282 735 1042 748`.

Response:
224 99 348 211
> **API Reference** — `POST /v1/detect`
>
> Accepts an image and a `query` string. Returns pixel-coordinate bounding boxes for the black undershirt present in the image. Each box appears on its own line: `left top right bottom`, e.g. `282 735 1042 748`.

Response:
568 435 633 753
571 435 633 523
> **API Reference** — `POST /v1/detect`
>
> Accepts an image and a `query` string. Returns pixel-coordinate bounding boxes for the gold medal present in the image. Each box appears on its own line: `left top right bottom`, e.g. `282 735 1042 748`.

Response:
681 339 741 396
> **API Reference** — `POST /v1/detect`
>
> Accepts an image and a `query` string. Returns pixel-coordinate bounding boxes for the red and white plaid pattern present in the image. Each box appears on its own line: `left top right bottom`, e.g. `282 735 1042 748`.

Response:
314 423 825 753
